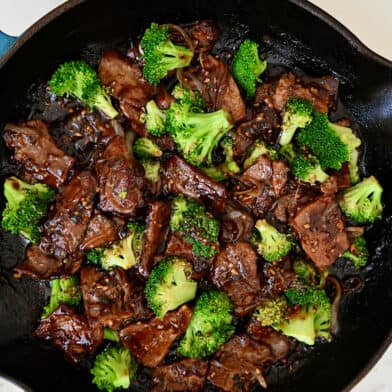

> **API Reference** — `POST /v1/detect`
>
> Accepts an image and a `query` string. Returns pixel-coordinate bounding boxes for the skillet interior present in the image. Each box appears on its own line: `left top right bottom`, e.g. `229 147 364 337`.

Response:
0 0 391 391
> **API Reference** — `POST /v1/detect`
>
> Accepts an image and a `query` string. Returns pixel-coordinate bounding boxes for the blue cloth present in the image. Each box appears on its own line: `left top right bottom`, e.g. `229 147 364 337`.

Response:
0 31 18 57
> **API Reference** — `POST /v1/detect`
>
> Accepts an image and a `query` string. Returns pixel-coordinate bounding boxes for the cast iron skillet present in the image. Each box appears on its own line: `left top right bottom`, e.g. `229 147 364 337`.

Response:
0 0 391 391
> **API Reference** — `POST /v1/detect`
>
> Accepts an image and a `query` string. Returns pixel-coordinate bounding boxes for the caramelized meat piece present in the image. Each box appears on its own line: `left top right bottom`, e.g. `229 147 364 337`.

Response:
151 359 208 392
211 242 261 316
3 120 74 187
95 135 145 215
40 171 96 259
292 196 350 269
208 334 273 392
98 51 154 135
120 305 192 367
34 305 103 363
81 266 151 329
260 259 296 297
162 155 228 212
139 201 171 278
234 156 289 217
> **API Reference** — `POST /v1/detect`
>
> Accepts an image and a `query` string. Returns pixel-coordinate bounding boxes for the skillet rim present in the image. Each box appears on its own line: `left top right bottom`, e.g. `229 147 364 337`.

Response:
0 0 391 391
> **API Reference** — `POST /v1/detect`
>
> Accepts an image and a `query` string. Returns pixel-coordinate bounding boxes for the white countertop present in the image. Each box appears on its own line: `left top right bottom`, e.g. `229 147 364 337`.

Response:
0 1 390 391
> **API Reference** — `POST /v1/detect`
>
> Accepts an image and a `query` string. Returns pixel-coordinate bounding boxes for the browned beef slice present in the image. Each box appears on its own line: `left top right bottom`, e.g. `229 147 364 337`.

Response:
34 305 103 363
120 305 192 367
260 260 297 297
3 120 74 188
95 135 145 215
292 196 350 269
211 242 261 316
162 155 228 212
234 156 289 217
138 201 172 278
98 50 154 135
80 211 118 251
208 334 273 392
40 171 96 259
151 359 208 392
80 266 151 329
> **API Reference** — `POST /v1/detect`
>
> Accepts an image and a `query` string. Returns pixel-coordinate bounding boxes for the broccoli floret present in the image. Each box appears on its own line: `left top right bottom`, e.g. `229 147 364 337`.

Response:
103 328 120 343
279 98 313 146
141 100 167 136
296 111 350 170
170 196 220 258
293 259 319 286
342 236 369 269
280 144 329 184
1 177 55 244
339 176 383 223
140 159 161 187
178 290 235 358
87 222 144 270
253 296 289 327
243 139 278 169
220 136 240 174
172 84 204 112
49 60 118 119
145 257 197 319
91 346 137 392
166 101 233 167
232 39 267 99
252 219 293 262
133 137 162 159
140 23 194 86
201 166 228 182
41 276 81 319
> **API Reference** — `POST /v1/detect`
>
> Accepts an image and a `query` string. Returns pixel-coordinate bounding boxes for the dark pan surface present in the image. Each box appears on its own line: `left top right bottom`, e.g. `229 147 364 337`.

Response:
0 1 391 391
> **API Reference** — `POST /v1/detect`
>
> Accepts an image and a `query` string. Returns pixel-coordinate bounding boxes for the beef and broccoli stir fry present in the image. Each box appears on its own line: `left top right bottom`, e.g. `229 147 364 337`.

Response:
1 20 384 392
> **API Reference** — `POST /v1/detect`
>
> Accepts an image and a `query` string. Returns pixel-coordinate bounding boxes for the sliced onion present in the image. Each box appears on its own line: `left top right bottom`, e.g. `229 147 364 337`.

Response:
252 369 267 389
327 275 342 336
165 23 195 53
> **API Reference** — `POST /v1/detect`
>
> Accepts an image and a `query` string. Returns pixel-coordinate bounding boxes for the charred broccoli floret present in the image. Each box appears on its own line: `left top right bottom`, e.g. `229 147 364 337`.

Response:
338 176 383 223
41 277 81 319
232 39 267 98
1 176 55 243
342 236 369 269
252 219 293 262
49 60 118 118
141 100 167 136
133 137 162 159
172 84 204 112
293 259 319 286
145 257 197 319
243 139 278 169
140 23 194 86
87 222 144 270
91 346 137 392
178 290 235 358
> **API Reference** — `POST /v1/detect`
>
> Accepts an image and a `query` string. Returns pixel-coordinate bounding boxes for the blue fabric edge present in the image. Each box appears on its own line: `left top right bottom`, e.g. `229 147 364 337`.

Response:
0 31 18 58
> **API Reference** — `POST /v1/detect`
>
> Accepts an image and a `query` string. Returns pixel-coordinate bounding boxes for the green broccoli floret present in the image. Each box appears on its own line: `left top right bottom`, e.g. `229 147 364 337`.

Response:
232 39 267 99
339 176 383 223
342 236 369 269
166 101 233 167
172 84 204 112
279 98 313 146
133 137 162 159
220 136 240 174
140 23 194 86
91 346 137 392
252 219 293 262
103 328 120 343
178 290 235 358
293 259 319 286
253 296 289 327
243 139 278 169
1 177 55 243
49 60 118 119
170 196 220 258
41 276 81 319
201 167 228 182
87 222 144 270
141 100 167 136
280 144 329 184
140 159 161 187
145 257 197 319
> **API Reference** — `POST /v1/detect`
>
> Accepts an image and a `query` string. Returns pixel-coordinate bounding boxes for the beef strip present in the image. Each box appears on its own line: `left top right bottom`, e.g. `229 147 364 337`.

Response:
120 305 192 367
98 50 154 135
292 196 350 269
211 242 261 316
208 334 273 392
151 359 208 392
162 155 228 212
34 305 103 363
95 135 145 215
80 266 152 330
138 201 172 278
260 259 297 297
234 156 289 218
3 120 74 188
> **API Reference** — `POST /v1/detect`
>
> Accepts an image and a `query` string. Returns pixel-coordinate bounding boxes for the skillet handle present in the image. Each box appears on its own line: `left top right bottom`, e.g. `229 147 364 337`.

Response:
0 31 18 57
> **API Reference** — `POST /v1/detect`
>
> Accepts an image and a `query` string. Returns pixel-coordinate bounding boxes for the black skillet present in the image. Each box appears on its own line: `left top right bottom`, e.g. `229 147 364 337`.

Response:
0 0 391 391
